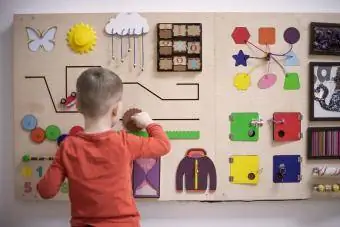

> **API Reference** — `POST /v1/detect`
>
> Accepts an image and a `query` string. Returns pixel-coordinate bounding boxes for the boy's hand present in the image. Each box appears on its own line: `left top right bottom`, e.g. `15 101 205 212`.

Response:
131 112 154 129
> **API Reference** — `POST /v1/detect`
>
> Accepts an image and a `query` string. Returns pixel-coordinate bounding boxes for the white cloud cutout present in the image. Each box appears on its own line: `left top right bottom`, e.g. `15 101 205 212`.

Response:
105 12 149 36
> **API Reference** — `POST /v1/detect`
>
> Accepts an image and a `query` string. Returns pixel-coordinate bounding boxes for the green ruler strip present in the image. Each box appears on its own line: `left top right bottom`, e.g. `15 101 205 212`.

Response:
131 131 200 140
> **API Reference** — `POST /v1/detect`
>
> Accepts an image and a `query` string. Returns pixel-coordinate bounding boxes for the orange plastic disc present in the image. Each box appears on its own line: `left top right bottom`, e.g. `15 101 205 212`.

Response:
30 127 45 144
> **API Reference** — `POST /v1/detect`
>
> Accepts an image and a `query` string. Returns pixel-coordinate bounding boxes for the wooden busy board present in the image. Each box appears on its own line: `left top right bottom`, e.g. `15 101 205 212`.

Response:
13 12 340 201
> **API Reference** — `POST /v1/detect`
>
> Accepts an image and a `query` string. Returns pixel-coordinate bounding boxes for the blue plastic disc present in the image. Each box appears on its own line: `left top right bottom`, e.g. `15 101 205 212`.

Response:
21 114 37 131
57 134 68 146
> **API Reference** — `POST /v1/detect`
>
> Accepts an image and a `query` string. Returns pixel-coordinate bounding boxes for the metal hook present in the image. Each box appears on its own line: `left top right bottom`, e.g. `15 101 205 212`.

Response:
270 118 285 124
257 168 263 175
250 118 264 127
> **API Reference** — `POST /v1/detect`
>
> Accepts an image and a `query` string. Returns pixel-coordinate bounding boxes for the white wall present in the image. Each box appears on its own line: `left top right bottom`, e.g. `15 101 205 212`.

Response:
1 0 340 226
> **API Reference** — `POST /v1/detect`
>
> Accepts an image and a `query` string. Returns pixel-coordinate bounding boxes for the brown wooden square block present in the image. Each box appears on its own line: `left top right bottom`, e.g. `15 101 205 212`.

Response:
157 23 202 72
159 58 173 70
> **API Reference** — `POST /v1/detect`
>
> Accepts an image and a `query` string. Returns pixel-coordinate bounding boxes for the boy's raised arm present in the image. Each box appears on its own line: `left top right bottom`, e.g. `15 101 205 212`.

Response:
36 147 66 199
125 112 171 160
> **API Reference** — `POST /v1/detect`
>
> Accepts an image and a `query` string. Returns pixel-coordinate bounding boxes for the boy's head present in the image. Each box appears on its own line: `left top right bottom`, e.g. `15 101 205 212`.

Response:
76 67 123 119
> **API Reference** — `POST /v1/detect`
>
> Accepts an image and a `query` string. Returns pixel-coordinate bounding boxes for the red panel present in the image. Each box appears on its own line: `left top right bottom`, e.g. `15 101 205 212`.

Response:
273 112 302 142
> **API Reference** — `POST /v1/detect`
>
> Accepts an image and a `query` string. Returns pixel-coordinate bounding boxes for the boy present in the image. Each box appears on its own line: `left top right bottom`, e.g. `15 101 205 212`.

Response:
37 67 171 227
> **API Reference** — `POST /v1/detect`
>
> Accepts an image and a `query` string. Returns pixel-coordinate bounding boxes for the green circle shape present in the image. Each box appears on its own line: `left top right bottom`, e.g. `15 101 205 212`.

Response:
45 125 61 141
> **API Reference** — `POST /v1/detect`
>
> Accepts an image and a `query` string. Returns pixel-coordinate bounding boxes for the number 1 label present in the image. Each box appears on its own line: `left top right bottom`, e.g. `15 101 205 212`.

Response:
36 166 43 177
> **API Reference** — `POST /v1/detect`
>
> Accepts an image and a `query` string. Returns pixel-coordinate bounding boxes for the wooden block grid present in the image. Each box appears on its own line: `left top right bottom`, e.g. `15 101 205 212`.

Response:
157 23 202 72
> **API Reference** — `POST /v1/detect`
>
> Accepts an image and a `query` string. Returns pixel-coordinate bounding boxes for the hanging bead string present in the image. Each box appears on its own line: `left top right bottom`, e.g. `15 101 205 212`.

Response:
253 168 263 176
141 27 144 71
127 28 132 53
110 27 144 70
313 166 340 176
120 29 125 63
111 29 115 60
133 28 136 68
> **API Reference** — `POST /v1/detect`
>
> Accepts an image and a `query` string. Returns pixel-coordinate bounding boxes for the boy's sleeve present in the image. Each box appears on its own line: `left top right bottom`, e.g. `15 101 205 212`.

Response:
125 123 171 160
36 147 66 199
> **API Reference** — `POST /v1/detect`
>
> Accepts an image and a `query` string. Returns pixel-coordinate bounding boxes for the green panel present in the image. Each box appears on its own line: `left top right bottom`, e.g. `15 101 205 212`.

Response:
284 73 300 90
229 112 259 141
131 131 200 140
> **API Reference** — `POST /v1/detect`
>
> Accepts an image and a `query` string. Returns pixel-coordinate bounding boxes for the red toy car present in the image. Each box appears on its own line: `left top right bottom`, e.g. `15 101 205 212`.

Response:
60 92 76 108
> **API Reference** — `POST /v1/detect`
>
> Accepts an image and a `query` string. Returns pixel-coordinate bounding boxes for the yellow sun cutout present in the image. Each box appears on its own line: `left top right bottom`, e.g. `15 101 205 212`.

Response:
67 23 96 54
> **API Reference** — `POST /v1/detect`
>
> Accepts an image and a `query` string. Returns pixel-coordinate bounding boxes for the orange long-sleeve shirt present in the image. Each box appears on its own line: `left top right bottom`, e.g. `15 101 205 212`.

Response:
37 123 171 227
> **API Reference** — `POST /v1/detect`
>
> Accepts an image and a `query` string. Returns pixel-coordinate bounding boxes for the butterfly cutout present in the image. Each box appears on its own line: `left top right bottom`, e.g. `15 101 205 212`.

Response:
26 26 57 52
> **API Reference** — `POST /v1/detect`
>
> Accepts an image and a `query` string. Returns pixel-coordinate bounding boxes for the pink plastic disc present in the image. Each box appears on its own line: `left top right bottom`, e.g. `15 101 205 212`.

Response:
258 73 277 89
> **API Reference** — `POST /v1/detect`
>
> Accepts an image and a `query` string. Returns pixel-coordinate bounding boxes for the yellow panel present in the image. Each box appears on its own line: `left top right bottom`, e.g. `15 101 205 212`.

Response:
230 155 259 185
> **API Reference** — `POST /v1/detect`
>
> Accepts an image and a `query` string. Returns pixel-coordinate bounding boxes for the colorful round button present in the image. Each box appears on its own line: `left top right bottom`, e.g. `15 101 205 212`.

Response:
69 125 84 135
57 134 68 146
30 127 45 143
21 114 37 131
22 154 30 162
45 125 61 141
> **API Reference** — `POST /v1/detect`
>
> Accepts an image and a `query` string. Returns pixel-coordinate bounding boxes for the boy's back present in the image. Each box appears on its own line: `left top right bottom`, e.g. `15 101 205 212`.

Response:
36 67 171 227
38 123 170 227
64 130 139 226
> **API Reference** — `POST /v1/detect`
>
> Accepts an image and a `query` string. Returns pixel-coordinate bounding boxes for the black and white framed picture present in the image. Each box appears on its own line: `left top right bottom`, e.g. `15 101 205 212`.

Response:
309 62 340 121
309 22 340 56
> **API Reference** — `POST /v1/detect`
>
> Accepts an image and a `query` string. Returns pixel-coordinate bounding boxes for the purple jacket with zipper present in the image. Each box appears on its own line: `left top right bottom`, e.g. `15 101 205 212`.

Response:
176 148 217 191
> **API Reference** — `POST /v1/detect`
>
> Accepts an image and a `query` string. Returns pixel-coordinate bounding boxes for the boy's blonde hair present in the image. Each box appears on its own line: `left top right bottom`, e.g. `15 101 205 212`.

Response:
76 67 123 118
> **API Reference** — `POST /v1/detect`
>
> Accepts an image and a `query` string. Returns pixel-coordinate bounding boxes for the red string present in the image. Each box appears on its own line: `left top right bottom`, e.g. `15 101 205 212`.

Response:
246 41 266 54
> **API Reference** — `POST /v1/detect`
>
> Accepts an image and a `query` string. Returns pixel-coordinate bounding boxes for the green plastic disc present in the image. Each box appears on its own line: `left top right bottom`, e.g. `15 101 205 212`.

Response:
45 125 61 141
